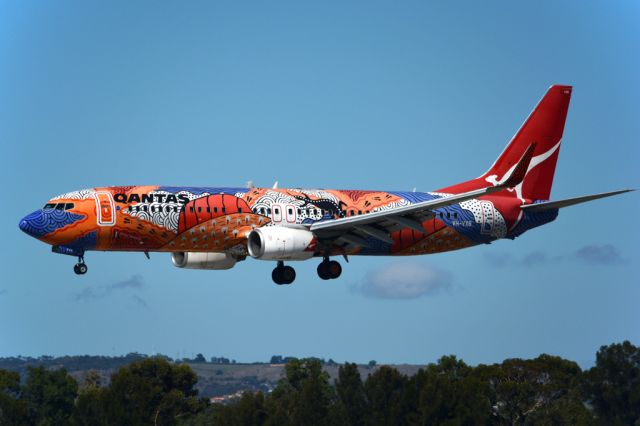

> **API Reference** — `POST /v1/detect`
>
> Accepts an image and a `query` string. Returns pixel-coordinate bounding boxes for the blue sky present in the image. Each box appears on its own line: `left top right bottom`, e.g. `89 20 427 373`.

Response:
1 1 638 367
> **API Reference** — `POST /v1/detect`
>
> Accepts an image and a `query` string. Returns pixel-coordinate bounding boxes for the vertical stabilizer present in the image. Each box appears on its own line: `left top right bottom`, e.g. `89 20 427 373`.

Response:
483 85 572 201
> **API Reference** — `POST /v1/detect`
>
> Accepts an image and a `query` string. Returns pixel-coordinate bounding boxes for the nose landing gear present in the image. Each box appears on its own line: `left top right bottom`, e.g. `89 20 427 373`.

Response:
317 258 342 280
272 261 296 285
73 256 88 275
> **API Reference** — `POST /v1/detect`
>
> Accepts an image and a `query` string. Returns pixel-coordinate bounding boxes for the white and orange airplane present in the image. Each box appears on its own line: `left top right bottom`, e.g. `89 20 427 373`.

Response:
19 85 631 284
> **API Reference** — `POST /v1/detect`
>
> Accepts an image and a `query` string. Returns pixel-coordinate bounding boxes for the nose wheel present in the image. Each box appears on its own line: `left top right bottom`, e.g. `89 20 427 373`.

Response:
317 258 342 280
73 257 88 275
272 261 295 285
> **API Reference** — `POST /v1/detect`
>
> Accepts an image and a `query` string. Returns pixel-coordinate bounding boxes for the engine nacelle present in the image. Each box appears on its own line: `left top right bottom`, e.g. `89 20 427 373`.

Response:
247 227 315 260
171 252 237 270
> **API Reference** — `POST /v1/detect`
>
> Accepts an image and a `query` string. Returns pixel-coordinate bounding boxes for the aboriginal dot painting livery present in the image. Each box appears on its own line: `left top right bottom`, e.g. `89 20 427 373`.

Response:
18 86 633 284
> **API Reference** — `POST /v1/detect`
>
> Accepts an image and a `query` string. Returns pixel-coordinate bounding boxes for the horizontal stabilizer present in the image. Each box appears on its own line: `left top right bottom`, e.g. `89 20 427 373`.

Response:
520 189 634 212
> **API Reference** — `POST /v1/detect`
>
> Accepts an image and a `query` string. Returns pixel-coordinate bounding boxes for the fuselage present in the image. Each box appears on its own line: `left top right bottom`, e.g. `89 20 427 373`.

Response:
18 185 557 259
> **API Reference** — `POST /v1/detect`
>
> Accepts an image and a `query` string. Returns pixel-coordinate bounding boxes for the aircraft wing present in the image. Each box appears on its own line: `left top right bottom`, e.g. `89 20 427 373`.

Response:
309 143 536 247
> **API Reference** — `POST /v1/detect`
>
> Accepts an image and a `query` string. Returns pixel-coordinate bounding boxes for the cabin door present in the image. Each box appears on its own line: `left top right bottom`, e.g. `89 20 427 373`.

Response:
94 192 116 226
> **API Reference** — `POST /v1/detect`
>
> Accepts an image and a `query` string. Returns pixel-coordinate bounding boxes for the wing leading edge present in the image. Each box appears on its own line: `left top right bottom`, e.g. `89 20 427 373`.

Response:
310 143 537 246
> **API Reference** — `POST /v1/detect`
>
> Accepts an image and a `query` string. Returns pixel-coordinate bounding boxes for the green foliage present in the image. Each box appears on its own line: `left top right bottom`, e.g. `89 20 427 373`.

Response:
417 355 492 425
23 366 78 426
584 340 640 425
364 365 408 425
102 358 206 426
265 358 336 426
335 363 367 426
0 369 28 426
2 342 640 425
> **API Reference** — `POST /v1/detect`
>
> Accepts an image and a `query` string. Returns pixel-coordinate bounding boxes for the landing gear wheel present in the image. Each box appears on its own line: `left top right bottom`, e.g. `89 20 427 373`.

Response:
317 262 330 280
272 268 284 285
74 263 87 275
327 260 342 279
317 259 342 280
74 256 87 275
272 262 296 285
281 266 296 284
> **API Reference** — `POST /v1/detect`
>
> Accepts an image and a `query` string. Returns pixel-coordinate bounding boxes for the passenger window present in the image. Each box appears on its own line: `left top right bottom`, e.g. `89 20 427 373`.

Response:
190 207 194 212
65 203 74 210
238 208 243 213
222 207 226 213
214 207 218 213
350 210 355 216
206 207 210 213
198 207 202 213
358 210 362 215
288 208 293 215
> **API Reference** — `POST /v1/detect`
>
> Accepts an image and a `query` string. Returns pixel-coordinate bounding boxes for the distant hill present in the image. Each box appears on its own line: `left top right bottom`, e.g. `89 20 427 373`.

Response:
0 354 425 397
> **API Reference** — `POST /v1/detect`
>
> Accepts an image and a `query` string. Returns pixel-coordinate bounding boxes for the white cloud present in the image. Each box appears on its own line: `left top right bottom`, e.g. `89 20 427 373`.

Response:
353 262 452 300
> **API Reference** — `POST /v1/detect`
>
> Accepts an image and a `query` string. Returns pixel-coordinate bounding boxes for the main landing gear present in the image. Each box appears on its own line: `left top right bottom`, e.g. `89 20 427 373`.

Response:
271 257 343 285
317 257 342 280
73 256 88 275
272 261 296 285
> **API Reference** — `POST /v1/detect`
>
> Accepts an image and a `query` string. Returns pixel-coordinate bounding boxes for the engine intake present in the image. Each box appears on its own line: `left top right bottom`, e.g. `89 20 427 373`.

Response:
247 227 315 260
171 252 237 270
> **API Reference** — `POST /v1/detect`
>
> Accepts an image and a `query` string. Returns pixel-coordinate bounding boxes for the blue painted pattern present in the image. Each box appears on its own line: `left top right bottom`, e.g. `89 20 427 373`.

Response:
509 208 558 238
19 210 84 238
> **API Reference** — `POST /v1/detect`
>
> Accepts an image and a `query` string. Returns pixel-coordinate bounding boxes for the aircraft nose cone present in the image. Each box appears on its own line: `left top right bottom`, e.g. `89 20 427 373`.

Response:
19 211 43 238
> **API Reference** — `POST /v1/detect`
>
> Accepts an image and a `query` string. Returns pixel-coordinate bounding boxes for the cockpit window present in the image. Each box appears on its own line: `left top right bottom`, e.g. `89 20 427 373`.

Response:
43 203 56 210
55 203 65 210
65 203 75 210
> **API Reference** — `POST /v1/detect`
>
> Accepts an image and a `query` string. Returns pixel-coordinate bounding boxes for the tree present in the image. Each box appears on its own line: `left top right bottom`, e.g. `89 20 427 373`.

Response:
364 366 408 425
270 356 283 364
193 354 206 364
101 358 206 426
584 340 640 425
266 358 336 426
0 369 28 426
478 354 590 424
334 363 366 426
23 366 78 426
71 371 107 426
417 356 492 425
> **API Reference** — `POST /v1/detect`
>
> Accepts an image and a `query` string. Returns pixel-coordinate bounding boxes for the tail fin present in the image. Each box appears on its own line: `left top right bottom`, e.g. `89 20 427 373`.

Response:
483 85 572 201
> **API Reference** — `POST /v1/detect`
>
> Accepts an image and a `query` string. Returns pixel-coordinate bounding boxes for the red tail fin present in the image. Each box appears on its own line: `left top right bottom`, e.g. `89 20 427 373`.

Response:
483 85 572 200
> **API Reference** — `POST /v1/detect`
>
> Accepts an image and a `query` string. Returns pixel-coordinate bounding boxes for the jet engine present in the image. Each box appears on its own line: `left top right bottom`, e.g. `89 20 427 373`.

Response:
171 252 237 270
247 227 315 260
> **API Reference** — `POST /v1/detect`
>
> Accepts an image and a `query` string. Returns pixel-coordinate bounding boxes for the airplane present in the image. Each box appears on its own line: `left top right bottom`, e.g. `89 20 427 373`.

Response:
18 85 632 284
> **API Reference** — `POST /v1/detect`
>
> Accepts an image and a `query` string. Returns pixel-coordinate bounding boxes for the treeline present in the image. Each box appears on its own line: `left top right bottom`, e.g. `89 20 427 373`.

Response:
1 341 638 425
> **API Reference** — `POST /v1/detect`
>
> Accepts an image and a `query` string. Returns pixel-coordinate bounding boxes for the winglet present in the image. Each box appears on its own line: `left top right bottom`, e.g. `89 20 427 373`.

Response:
500 142 536 189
